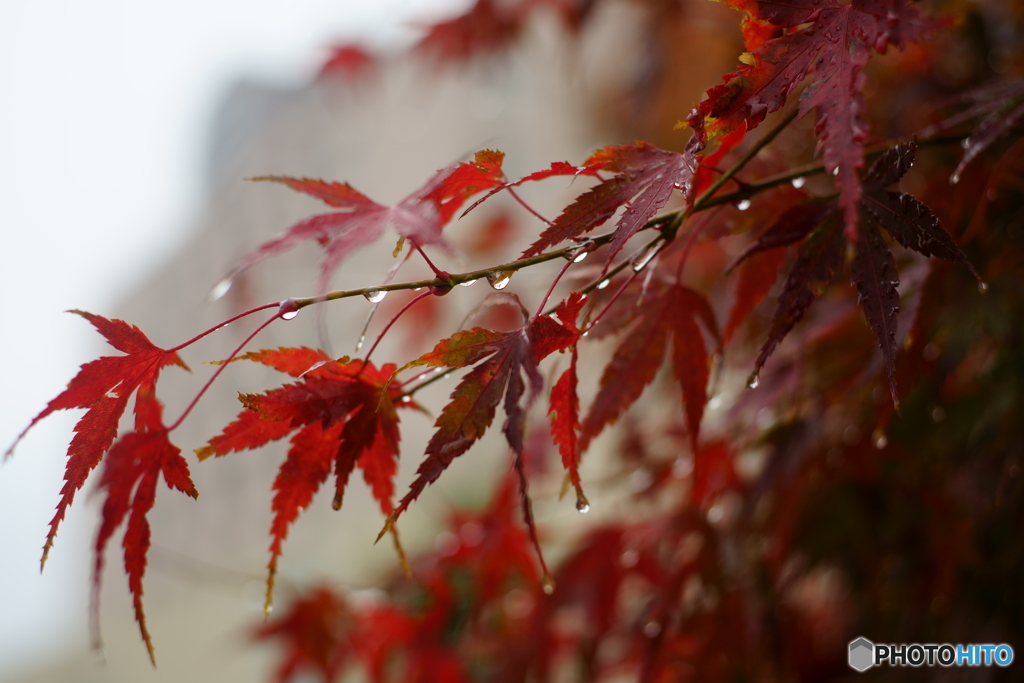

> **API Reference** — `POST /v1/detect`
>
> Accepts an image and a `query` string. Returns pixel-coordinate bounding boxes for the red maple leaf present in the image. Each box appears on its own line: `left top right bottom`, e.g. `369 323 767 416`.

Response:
522 140 703 262
196 349 413 610
6 310 188 570
231 150 505 292
383 294 579 529
254 585 356 683
581 283 719 452
93 407 198 666
688 0 938 238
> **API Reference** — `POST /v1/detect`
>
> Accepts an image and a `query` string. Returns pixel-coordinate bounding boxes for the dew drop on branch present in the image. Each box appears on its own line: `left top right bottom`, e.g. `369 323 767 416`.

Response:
486 270 514 290
596 278 611 290
632 245 658 272
978 281 988 293
459 279 476 287
747 374 760 389
278 298 300 320
791 177 806 189
576 498 590 514
363 289 387 303
737 199 752 211
208 278 232 302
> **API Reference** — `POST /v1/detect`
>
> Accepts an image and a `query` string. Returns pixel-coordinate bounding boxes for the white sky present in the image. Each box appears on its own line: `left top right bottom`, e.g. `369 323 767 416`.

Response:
0 0 464 675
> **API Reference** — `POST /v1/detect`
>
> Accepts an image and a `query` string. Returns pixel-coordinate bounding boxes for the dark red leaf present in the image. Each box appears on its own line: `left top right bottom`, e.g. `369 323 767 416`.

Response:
582 284 716 452
522 141 702 261
752 216 845 383
689 0 937 237
850 221 901 409
385 296 579 530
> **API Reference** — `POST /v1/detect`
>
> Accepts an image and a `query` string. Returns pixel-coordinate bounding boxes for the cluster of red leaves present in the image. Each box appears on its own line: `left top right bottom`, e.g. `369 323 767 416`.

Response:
197 349 415 612
6 311 194 664
13 0 1024 676
257 473 544 683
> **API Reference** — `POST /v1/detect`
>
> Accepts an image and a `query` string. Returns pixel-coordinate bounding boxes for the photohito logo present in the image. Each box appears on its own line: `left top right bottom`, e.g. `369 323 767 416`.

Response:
848 638 1014 671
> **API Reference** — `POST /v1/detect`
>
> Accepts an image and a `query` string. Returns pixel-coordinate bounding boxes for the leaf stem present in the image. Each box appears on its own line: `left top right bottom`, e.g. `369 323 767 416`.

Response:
362 290 432 365
165 302 280 354
166 311 279 432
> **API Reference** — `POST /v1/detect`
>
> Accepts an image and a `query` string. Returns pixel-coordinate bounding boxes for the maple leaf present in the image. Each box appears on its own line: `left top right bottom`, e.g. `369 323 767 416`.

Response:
581 283 718 452
254 585 355 683
196 349 412 611
522 140 703 262
384 294 579 529
689 0 938 238
93 409 198 666
5 310 188 570
747 142 979 406
230 151 505 292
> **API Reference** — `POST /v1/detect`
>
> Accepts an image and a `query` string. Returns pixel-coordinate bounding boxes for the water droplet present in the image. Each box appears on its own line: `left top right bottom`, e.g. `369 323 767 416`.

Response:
573 250 589 263
486 270 514 290
931 406 945 422
278 298 300 320
950 172 961 185
737 199 752 211
363 289 387 303
631 245 658 272
978 281 988 293
576 499 590 514
791 176 806 189
873 429 888 449
747 374 759 389
620 549 639 567
459 279 477 287
355 335 366 352
961 138 970 149
832 166 840 177
542 575 556 595
596 278 611 290
208 278 232 302
643 621 662 638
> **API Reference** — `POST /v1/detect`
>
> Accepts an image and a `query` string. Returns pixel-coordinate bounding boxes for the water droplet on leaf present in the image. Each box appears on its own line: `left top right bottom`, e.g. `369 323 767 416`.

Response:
363 289 387 303
576 499 590 514
832 166 840 176
873 429 888 449
486 270 514 290
747 374 759 389
542 575 556 595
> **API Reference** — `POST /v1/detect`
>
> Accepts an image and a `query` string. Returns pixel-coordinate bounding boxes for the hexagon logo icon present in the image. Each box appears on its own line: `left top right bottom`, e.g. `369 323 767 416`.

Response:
849 637 874 672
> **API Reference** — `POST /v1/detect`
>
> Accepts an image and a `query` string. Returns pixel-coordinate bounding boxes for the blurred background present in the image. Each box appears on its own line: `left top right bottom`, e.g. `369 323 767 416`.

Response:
0 0 739 680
